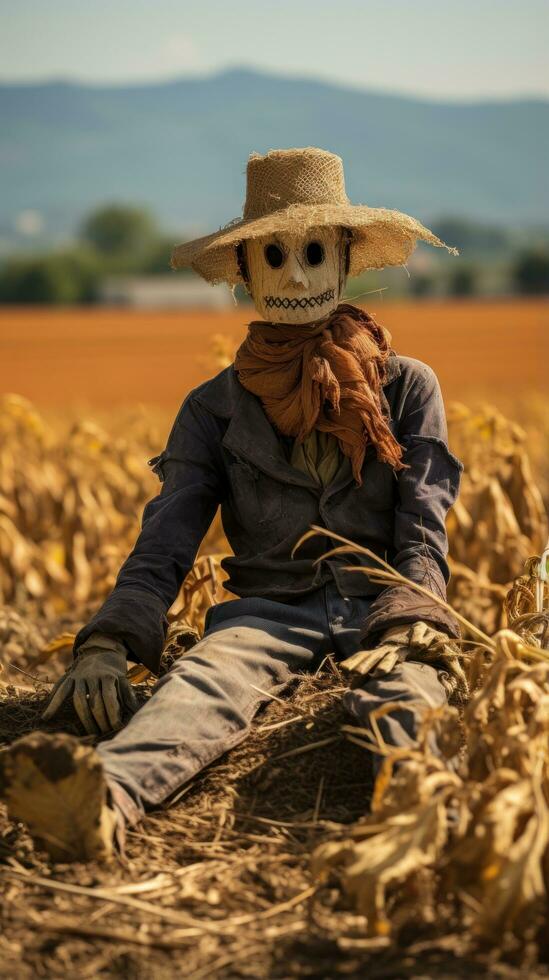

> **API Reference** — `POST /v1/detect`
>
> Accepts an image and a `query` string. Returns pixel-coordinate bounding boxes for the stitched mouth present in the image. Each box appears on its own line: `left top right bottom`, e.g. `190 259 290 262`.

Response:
263 288 335 311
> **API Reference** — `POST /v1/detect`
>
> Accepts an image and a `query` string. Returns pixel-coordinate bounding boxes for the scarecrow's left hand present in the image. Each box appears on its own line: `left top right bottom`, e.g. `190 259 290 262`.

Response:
340 621 452 687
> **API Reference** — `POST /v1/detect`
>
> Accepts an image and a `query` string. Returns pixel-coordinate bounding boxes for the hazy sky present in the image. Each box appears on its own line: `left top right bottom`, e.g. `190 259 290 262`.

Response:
1 0 547 101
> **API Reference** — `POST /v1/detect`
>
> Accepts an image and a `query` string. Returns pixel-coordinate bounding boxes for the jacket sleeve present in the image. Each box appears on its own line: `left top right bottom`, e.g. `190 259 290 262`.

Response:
73 393 225 673
360 364 463 646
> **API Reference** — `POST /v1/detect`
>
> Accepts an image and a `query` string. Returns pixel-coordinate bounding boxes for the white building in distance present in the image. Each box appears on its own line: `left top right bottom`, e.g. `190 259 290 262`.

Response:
99 275 233 309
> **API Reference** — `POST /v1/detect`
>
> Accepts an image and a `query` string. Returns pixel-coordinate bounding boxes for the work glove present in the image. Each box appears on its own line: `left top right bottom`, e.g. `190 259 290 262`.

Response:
42 633 139 735
341 621 468 697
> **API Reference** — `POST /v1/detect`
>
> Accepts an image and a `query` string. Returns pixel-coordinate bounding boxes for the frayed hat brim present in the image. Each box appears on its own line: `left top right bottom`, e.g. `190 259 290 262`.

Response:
170 202 457 285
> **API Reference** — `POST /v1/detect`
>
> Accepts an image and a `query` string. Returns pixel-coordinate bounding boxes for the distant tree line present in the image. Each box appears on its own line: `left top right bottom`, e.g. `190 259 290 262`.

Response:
0 206 182 304
0 206 548 304
407 249 549 299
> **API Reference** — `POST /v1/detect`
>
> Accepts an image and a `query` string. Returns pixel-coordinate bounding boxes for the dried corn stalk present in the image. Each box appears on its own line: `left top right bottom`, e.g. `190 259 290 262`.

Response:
0 395 231 631
447 404 548 632
313 558 549 956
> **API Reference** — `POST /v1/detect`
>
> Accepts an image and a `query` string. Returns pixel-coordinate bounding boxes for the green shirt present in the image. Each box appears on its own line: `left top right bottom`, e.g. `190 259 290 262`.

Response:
289 429 350 487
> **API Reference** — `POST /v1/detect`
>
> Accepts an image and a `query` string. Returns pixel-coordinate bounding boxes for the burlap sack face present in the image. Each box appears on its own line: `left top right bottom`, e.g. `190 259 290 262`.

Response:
244 226 344 324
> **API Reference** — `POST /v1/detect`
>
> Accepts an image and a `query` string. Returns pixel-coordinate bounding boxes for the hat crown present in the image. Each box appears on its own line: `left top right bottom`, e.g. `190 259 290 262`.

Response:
243 147 349 220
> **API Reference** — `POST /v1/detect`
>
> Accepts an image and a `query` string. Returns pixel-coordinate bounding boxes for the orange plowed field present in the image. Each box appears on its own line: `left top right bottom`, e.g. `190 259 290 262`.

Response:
0 299 546 413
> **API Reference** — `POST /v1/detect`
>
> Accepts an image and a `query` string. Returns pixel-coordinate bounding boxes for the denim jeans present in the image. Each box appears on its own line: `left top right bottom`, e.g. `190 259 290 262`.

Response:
98 582 447 824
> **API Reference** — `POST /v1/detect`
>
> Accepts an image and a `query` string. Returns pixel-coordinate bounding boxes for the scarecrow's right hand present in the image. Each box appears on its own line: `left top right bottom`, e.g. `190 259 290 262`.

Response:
42 633 138 735
340 622 454 687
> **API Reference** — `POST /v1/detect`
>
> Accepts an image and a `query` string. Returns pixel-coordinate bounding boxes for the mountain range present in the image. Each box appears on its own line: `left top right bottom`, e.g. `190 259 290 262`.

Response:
1 68 547 247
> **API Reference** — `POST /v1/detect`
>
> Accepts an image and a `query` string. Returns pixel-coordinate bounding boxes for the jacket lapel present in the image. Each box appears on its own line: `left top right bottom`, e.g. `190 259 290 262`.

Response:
221 382 321 490
195 356 402 493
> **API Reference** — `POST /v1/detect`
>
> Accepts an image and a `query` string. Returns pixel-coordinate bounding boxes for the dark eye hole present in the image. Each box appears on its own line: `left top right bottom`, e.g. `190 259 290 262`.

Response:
264 243 284 268
305 241 325 266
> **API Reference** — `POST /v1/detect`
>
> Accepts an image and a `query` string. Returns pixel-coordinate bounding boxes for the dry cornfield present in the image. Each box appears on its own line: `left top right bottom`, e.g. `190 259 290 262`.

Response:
0 358 548 976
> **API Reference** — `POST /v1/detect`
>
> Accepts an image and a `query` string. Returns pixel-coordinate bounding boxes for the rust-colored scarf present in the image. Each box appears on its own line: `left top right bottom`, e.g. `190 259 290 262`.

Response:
234 303 405 486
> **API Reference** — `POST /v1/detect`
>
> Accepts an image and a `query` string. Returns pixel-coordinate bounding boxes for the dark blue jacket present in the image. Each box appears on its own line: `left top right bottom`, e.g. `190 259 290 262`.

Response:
75 354 463 673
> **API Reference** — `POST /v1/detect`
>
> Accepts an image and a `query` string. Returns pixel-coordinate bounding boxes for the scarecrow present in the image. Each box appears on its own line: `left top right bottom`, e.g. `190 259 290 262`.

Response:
0 147 466 861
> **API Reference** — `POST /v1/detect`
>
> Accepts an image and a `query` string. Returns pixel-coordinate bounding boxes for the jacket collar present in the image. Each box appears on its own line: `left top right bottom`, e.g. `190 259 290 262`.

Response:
194 355 402 492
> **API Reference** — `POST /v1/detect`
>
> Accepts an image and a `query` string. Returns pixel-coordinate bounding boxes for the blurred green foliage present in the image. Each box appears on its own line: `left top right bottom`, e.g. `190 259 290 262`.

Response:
0 248 100 304
0 205 190 304
513 248 549 295
448 266 477 297
81 205 157 260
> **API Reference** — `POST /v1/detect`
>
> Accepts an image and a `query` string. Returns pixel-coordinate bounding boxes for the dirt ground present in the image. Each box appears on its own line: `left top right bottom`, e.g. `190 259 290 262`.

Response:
4 671 545 980
1 299 547 413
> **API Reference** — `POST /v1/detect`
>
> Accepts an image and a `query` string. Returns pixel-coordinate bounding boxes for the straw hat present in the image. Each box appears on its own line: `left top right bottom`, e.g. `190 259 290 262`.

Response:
171 147 457 285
